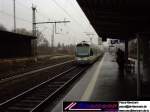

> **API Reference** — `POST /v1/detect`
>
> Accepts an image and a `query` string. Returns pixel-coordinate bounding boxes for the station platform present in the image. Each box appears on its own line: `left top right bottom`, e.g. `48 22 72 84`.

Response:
46 53 137 112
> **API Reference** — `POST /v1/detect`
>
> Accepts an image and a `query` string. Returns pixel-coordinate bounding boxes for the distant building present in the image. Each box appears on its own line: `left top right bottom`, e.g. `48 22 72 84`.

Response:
0 30 36 58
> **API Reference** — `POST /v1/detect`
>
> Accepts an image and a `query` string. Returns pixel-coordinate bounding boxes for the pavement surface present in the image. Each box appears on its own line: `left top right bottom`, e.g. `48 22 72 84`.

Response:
46 52 138 112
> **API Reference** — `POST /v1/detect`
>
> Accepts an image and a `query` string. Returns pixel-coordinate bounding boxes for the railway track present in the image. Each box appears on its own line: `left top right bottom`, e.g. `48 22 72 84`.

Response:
0 65 88 112
0 60 74 84
0 57 74 81
0 60 75 104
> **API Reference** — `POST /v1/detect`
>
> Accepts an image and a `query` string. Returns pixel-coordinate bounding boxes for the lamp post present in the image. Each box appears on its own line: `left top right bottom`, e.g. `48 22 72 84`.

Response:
13 0 16 32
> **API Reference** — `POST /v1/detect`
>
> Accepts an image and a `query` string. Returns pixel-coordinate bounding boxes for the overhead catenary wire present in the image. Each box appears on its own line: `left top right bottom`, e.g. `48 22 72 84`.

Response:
37 25 53 33
66 0 90 25
16 0 31 10
0 0 95 44
31 1 74 35
50 0 88 31
0 10 32 23
51 0 98 40
36 11 51 20
1 0 51 24
45 0 87 38
16 0 51 21
30 0 88 37
65 0 99 36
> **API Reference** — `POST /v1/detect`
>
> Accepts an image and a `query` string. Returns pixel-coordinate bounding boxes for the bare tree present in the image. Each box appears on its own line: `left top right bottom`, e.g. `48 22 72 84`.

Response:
36 30 49 47
15 28 32 36
0 24 7 31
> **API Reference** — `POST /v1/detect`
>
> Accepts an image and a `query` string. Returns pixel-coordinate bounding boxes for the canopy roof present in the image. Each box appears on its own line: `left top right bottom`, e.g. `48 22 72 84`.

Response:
77 0 150 40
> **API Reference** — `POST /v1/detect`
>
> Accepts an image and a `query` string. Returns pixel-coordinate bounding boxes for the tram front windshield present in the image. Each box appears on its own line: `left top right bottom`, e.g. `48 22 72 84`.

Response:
76 45 89 57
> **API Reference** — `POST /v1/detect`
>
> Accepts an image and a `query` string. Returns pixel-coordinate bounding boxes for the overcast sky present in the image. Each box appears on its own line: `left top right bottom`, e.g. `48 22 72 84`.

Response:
0 0 100 46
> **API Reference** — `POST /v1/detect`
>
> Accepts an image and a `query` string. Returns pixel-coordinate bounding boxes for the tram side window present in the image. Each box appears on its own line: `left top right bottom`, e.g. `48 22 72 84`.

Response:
90 49 93 56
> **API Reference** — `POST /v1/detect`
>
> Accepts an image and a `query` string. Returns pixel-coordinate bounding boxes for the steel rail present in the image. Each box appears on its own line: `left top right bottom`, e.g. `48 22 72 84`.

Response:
31 66 88 112
0 66 88 112
0 66 77 109
0 60 74 84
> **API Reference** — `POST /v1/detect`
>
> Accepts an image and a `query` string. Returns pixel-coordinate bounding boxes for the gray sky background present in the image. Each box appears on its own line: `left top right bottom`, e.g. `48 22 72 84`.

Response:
0 0 100 46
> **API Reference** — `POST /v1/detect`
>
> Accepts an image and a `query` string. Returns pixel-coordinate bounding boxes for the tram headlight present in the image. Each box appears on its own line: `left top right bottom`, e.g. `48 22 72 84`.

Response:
76 57 81 60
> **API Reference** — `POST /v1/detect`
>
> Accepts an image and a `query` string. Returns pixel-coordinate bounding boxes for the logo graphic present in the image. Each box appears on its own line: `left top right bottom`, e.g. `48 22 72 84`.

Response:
63 101 118 111
64 102 77 110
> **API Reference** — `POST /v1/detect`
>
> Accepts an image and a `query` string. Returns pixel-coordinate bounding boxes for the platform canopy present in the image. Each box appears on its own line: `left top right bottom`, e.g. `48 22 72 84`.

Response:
77 0 150 40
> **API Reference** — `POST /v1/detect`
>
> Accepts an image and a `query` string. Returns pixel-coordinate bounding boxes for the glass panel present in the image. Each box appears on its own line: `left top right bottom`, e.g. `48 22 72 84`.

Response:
76 46 89 56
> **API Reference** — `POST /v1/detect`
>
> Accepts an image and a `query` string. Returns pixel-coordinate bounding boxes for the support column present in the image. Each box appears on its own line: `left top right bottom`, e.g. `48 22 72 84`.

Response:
136 34 141 98
51 24 55 48
32 6 37 60
13 0 16 32
32 6 36 37
125 39 128 64
142 37 150 84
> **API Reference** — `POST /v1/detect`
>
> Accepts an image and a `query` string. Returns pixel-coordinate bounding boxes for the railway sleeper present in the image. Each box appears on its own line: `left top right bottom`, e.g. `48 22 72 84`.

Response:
7 106 32 112
48 84 63 88
56 78 71 82
23 97 44 101
35 88 58 93
10 103 36 108
30 90 51 95
49 82 65 85
21 99 41 103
